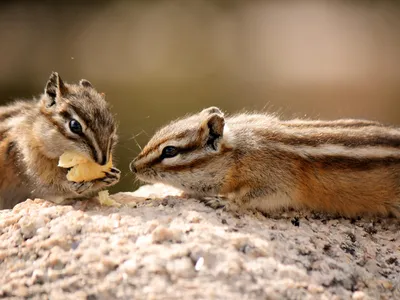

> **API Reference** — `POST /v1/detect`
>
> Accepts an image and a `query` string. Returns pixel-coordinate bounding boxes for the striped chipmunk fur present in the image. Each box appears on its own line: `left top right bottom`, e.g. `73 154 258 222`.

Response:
0 72 120 209
130 107 400 217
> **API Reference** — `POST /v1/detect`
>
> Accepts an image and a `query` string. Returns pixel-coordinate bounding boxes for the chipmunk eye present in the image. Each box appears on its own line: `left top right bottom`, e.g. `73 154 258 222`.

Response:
69 119 83 134
161 146 179 159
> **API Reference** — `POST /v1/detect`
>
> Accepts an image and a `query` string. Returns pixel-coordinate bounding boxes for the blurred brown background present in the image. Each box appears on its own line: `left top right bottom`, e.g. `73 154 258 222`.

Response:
1 0 400 192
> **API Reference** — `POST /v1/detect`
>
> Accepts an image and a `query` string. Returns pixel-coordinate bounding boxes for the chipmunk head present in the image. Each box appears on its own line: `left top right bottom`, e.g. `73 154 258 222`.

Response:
130 107 234 195
37 72 117 164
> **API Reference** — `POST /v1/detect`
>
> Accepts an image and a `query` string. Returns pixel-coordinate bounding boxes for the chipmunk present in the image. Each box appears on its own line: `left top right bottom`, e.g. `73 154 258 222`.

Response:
0 72 120 209
130 107 400 218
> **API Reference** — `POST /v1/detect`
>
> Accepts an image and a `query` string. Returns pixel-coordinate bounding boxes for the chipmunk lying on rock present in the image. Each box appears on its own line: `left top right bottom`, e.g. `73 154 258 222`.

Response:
131 107 400 218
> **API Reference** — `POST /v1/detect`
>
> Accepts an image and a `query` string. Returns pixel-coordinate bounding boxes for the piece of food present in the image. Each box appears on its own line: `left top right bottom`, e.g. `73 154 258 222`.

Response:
58 151 113 182
58 151 88 168
65 158 113 182
98 190 120 207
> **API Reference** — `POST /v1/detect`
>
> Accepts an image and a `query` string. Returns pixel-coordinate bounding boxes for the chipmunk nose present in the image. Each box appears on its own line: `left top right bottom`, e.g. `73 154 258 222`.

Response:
129 160 137 173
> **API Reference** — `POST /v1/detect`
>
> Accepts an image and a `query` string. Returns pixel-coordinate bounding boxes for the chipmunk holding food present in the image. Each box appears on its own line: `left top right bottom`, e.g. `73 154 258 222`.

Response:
130 107 400 217
0 72 120 209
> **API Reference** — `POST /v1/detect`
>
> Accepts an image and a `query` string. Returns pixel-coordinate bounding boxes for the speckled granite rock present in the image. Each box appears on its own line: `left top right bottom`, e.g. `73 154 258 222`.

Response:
0 184 399 300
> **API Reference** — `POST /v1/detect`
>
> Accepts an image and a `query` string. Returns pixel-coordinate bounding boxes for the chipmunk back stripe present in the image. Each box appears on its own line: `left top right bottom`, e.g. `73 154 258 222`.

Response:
271 145 400 171
6 141 16 159
282 119 382 128
304 154 400 171
259 130 400 148
0 128 10 141
0 110 20 123
0 102 33 124
0 137 20 177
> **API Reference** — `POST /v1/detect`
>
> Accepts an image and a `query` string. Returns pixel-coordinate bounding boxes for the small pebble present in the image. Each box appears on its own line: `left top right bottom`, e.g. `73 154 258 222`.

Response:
186 211 202 223
151 226 182 244
308 284 324 294
352 291 366 300
49 223 69 237
135 235 152 247
18 216 44 239
291 217 300 227
194 257 204 271
121 258 138 275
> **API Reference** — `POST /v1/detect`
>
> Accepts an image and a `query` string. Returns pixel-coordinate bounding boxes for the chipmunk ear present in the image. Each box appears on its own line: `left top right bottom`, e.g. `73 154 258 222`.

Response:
79 79 93 89
203 113 225 150
201 106 223 116
44 72 68 107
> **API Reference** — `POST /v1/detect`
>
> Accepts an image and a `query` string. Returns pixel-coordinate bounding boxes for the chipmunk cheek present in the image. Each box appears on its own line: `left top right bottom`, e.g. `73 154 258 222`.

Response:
137 167 156 180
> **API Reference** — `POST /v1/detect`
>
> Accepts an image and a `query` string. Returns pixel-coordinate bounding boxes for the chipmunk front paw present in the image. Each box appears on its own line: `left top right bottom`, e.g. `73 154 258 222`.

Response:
200 196 229 210
69 167 121 195
102 167 121 185
69 181 95 194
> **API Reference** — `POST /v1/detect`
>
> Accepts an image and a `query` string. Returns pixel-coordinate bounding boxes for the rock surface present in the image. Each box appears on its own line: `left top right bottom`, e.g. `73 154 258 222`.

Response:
0 184 399 300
